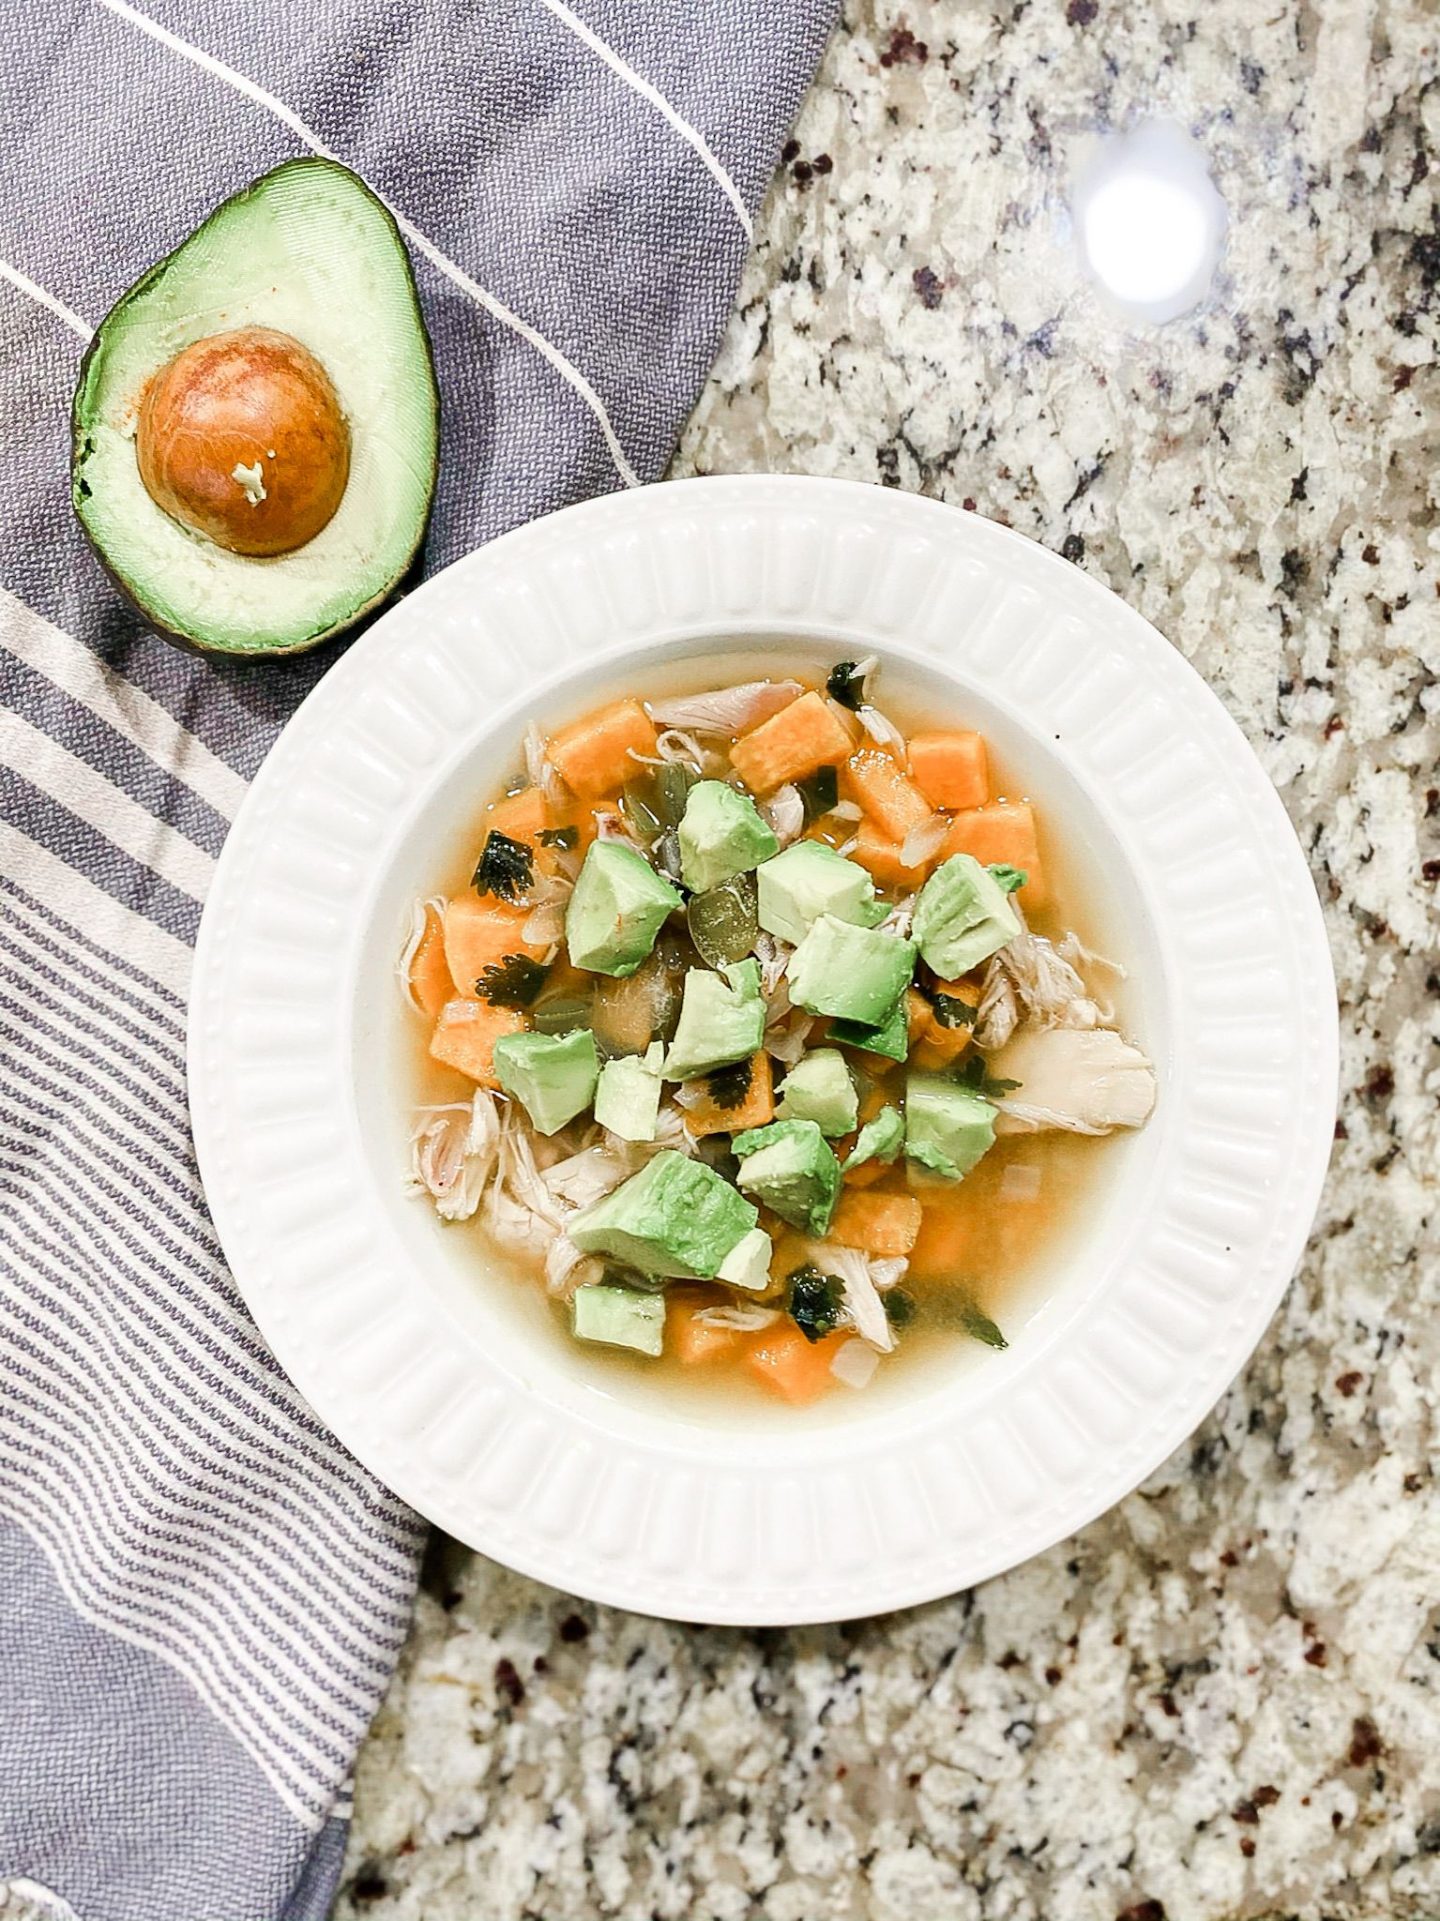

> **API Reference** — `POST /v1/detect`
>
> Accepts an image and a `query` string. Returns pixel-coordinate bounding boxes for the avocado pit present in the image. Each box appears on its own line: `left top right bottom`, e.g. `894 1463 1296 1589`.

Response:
136 326 349 557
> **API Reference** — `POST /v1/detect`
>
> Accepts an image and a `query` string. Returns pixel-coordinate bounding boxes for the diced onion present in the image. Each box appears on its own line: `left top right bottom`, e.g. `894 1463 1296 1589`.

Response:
831 1339 880 1389
900 815 948 869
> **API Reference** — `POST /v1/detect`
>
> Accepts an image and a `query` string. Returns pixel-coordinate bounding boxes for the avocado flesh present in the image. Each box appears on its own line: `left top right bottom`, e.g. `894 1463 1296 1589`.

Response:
72 158 438 657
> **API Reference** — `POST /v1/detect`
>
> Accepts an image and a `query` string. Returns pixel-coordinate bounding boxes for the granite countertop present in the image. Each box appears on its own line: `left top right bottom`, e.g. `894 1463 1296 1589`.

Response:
334 2 1440 1915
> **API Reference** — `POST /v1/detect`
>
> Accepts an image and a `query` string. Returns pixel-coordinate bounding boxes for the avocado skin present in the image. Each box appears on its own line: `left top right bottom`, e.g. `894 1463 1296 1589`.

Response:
70 158 439 660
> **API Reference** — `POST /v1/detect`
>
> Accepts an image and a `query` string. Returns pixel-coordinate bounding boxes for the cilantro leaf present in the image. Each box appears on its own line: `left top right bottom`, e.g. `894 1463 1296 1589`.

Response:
883 1287 917 1329
796 764 839 822
539 825 578 850
954 1054 1020 1098
703 1056 755 1112
476 954 549 1008
961 1301 1008 1349
825 660 869 711
930 992 977 1029
473 830 534 903
989 863 1028 894
787 1265 844 1343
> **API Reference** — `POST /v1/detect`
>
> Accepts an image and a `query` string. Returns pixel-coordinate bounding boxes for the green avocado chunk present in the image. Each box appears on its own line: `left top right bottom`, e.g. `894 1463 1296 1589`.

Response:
663 959 766 1081
717 1225 774 1292
912 854 1021 977
567 1150 757 1280
786 915 917 1026
593 1042 665 1142
776 1048 859 1137
830 995 910 1062
755 840 884 946
566 840 683 977
571 1283 666 1357
732 1118 841 1236
71 159 438 657
492 1028 599 1135
843 1106 905 1171
678 780 779 893
903 1073 997 1180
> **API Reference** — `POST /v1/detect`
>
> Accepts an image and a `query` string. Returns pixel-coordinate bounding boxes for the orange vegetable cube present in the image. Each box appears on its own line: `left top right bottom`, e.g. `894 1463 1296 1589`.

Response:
906 988 930 1047
548 698 657 799
429 999 526 1087
908 731 989 811
942 801 1047 909
830 1188 923 1257
682 1051 775 1139
443 897 546 998
729 690 852 794
909 1202 977 1280
669 1292 742 1364
745 1324 846 1404
849 820 934 889
912 978 978 1071
407 903 454 1018
840 748 932 841
486 785 549 844
842 1157 889 1188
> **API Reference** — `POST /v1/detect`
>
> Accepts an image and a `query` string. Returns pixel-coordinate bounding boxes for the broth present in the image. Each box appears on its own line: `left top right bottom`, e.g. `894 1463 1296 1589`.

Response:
399 657 1152 1410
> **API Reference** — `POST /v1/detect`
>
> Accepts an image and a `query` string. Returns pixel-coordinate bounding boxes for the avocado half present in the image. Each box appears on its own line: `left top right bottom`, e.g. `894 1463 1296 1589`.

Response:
72 159 439 658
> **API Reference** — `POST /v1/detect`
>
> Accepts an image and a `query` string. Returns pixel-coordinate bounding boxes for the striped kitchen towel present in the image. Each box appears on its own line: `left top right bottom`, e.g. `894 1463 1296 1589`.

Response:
0 4 835 1918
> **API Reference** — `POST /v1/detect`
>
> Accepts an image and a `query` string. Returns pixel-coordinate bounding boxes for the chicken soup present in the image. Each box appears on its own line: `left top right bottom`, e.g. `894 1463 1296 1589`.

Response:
400 660 1155 1405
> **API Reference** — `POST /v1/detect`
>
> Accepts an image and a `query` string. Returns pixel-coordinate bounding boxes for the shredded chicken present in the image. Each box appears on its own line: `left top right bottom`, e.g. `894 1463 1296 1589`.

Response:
856 703 907 753
764 1007 814 1065
875 895 916 942
761 784 805 848
647 680 802 736
754 932 793 999
405 1095 501 1221
993 1027 1157 1135
545 1237 600 1298
867 1256 909 1292
395 897 445 1012
542 1143 637 1208
628 727 708 773
974 928 1100 1051
693 1303 781 1332
524 722 567 808
593 808 646 855
815 1244 895 1353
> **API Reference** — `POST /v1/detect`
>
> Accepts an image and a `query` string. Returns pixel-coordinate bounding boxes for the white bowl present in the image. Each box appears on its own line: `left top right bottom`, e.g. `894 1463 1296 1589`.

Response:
190 475 1337 1624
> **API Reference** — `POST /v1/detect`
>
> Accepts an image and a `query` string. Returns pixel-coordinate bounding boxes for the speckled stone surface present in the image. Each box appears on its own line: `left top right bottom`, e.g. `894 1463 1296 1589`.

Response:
334 4 1440 1917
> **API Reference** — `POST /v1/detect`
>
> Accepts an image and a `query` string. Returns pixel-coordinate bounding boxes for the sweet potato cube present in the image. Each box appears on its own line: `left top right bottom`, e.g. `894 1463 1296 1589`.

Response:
443 897 546 998
407 903 454 1018
840 749 931 841
941 801 1047 908
908 731 989 811
429 999 526 1087
682 1051 775 1139
908 1201 977 1280
848 820 933 889
548 698 657 799
486 785 549 844
745 1324 846 1403
729 691 852 794
669 1291 743 1364
830 1188 923 1257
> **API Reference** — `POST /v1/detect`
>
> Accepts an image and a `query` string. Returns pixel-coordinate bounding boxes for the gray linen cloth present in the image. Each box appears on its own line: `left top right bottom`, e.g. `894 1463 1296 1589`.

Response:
0 4 834 1916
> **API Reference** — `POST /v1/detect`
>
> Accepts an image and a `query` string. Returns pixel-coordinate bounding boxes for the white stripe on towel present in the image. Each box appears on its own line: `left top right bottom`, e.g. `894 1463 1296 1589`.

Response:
1 588 247 824
0 257 93 342
97 0 642 488
536 0 753 240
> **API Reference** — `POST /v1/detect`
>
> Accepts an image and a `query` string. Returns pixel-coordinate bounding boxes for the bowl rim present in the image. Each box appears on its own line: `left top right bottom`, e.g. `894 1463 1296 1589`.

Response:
189 473 1339 1624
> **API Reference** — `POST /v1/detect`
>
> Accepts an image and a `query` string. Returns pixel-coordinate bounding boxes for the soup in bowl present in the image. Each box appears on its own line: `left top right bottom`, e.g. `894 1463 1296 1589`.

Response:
395 653 1156 1409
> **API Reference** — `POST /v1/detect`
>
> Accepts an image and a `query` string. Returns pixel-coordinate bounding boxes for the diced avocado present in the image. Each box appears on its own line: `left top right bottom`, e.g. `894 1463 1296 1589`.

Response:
732 1119 841 1236
567 1150 757 1279
755 840 885 946
571 1283 665 1357
70 159 439 658
492 1028 599 1134
776 1048 859 1137
903 1073 997 1180
593 1041 665 1142
717 1225 774 1293
566 840 682 977
786 915 917 1026
843 1105 905 1170
912 854 1021 977
663 959 765 1081
830 995 910 1062
678 780 779 893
